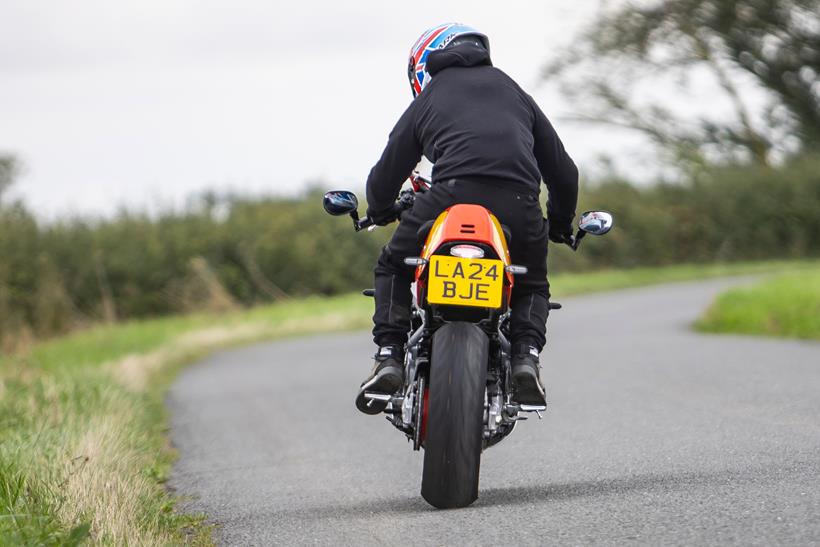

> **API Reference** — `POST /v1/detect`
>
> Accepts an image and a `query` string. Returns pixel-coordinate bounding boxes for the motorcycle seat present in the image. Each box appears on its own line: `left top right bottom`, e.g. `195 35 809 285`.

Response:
416 220 512 246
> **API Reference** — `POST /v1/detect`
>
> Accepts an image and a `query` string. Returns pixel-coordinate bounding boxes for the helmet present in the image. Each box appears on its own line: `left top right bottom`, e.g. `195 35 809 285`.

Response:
407 23 490 98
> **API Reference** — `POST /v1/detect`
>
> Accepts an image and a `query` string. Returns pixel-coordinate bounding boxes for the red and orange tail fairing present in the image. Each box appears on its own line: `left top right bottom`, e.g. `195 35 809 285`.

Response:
420 204 510 265
415 204 514 309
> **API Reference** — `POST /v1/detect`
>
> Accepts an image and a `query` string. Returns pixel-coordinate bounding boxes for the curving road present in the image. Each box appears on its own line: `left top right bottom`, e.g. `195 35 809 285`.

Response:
169 279 820 546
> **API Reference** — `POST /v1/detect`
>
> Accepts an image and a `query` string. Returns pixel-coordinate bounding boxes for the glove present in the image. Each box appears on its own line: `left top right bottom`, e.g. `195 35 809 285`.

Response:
366 205 399 227
548 217 574 245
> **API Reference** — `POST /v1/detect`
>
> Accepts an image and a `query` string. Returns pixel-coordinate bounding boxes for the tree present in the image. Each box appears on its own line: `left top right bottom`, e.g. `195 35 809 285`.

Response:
546 0 820 168
0 154 19 202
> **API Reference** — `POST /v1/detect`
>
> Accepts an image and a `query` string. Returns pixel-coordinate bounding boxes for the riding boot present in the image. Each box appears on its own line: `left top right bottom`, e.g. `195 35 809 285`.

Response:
510 343 547 405
355 345 405 415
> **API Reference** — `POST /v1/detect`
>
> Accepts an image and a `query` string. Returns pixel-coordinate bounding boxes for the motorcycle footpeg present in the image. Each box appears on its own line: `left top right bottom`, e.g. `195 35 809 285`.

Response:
503 403 547 421
363 392 404 413
519 404 547 412
363 392 391 402
519 403 547 419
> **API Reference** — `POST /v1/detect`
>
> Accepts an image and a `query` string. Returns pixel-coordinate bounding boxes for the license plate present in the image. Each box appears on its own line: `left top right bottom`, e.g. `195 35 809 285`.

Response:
427 256 504 308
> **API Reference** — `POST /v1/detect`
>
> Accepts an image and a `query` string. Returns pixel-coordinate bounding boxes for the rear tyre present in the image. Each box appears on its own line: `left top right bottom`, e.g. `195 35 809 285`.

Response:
421 322 488 509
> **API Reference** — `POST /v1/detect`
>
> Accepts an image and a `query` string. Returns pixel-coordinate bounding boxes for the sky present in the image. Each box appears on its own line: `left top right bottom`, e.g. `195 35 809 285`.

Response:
0 0 644 217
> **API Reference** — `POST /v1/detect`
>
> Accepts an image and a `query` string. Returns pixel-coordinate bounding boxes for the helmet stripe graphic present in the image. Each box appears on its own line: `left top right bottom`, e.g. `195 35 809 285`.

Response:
407 23 488 98
411 24 451 65
410 23 452 56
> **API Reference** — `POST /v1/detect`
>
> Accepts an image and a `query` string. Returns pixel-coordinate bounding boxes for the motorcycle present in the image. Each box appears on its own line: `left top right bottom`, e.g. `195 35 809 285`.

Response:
323 174 613 509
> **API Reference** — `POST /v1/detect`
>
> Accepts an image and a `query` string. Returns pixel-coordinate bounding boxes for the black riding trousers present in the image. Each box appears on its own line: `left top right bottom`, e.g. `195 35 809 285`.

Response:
373 179 551 350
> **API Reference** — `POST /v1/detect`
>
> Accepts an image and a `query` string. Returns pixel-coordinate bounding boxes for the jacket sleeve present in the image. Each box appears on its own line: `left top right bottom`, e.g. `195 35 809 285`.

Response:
365 102 423 216
529 96 579 225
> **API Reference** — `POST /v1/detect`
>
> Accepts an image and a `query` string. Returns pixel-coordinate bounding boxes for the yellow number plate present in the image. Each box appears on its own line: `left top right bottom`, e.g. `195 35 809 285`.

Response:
427 256 504 308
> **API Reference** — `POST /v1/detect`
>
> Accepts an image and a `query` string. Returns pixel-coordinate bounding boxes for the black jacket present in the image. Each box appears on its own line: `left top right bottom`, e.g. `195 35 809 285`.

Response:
365 42 579 225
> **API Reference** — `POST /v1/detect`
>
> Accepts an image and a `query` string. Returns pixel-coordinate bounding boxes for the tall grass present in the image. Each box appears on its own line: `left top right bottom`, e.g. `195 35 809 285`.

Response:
0 294 371 545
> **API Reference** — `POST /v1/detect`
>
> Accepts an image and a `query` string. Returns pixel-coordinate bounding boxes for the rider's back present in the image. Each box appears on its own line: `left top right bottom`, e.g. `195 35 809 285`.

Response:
366 40 576 227
412 43 543 193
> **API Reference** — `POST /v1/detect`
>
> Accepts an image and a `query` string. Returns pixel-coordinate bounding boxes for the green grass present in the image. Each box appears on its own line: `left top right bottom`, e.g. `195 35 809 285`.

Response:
696 266 820 340
0 259 815 544
0 294 371 545
549 259 817 296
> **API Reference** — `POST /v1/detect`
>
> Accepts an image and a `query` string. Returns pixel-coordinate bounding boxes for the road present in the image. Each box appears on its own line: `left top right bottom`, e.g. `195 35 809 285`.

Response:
168 279 820 546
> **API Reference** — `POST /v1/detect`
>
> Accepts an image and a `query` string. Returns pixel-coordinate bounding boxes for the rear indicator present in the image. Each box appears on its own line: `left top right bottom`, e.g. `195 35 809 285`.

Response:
449 244 485 259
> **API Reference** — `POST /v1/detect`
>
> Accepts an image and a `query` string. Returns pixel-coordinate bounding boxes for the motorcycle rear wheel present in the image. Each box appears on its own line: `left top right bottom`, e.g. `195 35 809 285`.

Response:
421 322 488 509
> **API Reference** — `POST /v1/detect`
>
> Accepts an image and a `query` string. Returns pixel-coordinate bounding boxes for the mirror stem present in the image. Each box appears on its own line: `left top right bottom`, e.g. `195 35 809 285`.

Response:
571 230 586 251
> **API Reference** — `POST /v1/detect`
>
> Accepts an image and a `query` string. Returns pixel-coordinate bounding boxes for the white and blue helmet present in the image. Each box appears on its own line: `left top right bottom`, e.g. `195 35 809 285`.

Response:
407 23 490 98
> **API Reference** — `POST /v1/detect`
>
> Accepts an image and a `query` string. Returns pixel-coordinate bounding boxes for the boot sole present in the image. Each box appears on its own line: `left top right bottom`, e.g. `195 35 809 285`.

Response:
355 366 403 415
512 370 547 406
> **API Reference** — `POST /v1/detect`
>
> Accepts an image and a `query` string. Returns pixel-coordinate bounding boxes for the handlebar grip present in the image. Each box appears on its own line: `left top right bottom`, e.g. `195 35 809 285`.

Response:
355 192 414 231
355 217 374 231
395 202 408 221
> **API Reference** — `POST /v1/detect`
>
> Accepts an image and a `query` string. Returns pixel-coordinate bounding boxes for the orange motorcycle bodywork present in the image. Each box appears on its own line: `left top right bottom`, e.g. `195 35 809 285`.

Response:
415 204 514 307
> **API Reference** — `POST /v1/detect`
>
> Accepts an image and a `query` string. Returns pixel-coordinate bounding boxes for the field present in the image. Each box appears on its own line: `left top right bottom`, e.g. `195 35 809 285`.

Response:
0 260 814 544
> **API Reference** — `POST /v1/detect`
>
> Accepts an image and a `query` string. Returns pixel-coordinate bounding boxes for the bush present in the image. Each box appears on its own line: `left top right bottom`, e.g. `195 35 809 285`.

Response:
1 156 818 345
549 154 820 272
0 190 390 348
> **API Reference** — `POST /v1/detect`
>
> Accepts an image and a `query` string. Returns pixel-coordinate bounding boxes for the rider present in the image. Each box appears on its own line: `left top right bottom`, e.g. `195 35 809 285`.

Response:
356 23 578 414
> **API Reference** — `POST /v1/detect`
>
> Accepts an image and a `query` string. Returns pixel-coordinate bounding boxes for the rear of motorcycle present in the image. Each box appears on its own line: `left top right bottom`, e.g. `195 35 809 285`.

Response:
324 190 519 508
406 203 520 508
322 187 614 510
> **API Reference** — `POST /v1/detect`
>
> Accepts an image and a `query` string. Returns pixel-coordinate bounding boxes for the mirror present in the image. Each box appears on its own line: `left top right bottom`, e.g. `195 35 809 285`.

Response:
578 210 613 235
323 190 359 216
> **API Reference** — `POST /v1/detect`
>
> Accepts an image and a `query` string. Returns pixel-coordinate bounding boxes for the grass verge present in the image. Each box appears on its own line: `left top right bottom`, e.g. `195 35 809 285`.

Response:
550 259 817 296
0 294 371 545
0 259 815 544
695 265 820 340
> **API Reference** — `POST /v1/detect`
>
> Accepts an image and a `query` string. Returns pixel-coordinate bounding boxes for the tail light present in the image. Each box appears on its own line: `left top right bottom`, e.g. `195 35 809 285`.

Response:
449 244 485 259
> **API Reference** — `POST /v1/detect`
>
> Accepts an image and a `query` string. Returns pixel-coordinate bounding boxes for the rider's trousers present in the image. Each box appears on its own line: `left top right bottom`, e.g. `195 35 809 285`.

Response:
372 178 551 351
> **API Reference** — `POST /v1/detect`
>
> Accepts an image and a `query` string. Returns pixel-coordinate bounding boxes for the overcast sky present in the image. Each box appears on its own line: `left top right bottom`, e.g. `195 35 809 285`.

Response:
1 0 646 217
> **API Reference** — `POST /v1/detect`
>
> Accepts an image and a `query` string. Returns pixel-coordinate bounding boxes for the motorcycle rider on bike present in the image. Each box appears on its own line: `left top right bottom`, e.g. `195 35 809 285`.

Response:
357 23 579 414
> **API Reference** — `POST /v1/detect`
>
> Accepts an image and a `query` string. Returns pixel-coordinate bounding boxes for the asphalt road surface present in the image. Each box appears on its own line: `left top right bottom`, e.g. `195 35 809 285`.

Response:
169 279 820 546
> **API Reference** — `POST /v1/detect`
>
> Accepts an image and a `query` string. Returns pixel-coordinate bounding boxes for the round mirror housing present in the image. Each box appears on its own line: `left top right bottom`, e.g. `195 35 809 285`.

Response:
578 211 614 235
323 190 359 216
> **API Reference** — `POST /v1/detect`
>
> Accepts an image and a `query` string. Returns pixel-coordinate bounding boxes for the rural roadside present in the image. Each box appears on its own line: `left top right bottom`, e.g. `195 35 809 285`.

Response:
0 260 817 544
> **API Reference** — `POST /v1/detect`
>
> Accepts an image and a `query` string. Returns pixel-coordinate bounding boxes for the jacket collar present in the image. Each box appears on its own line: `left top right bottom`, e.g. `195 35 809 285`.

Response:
426 43 492 76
